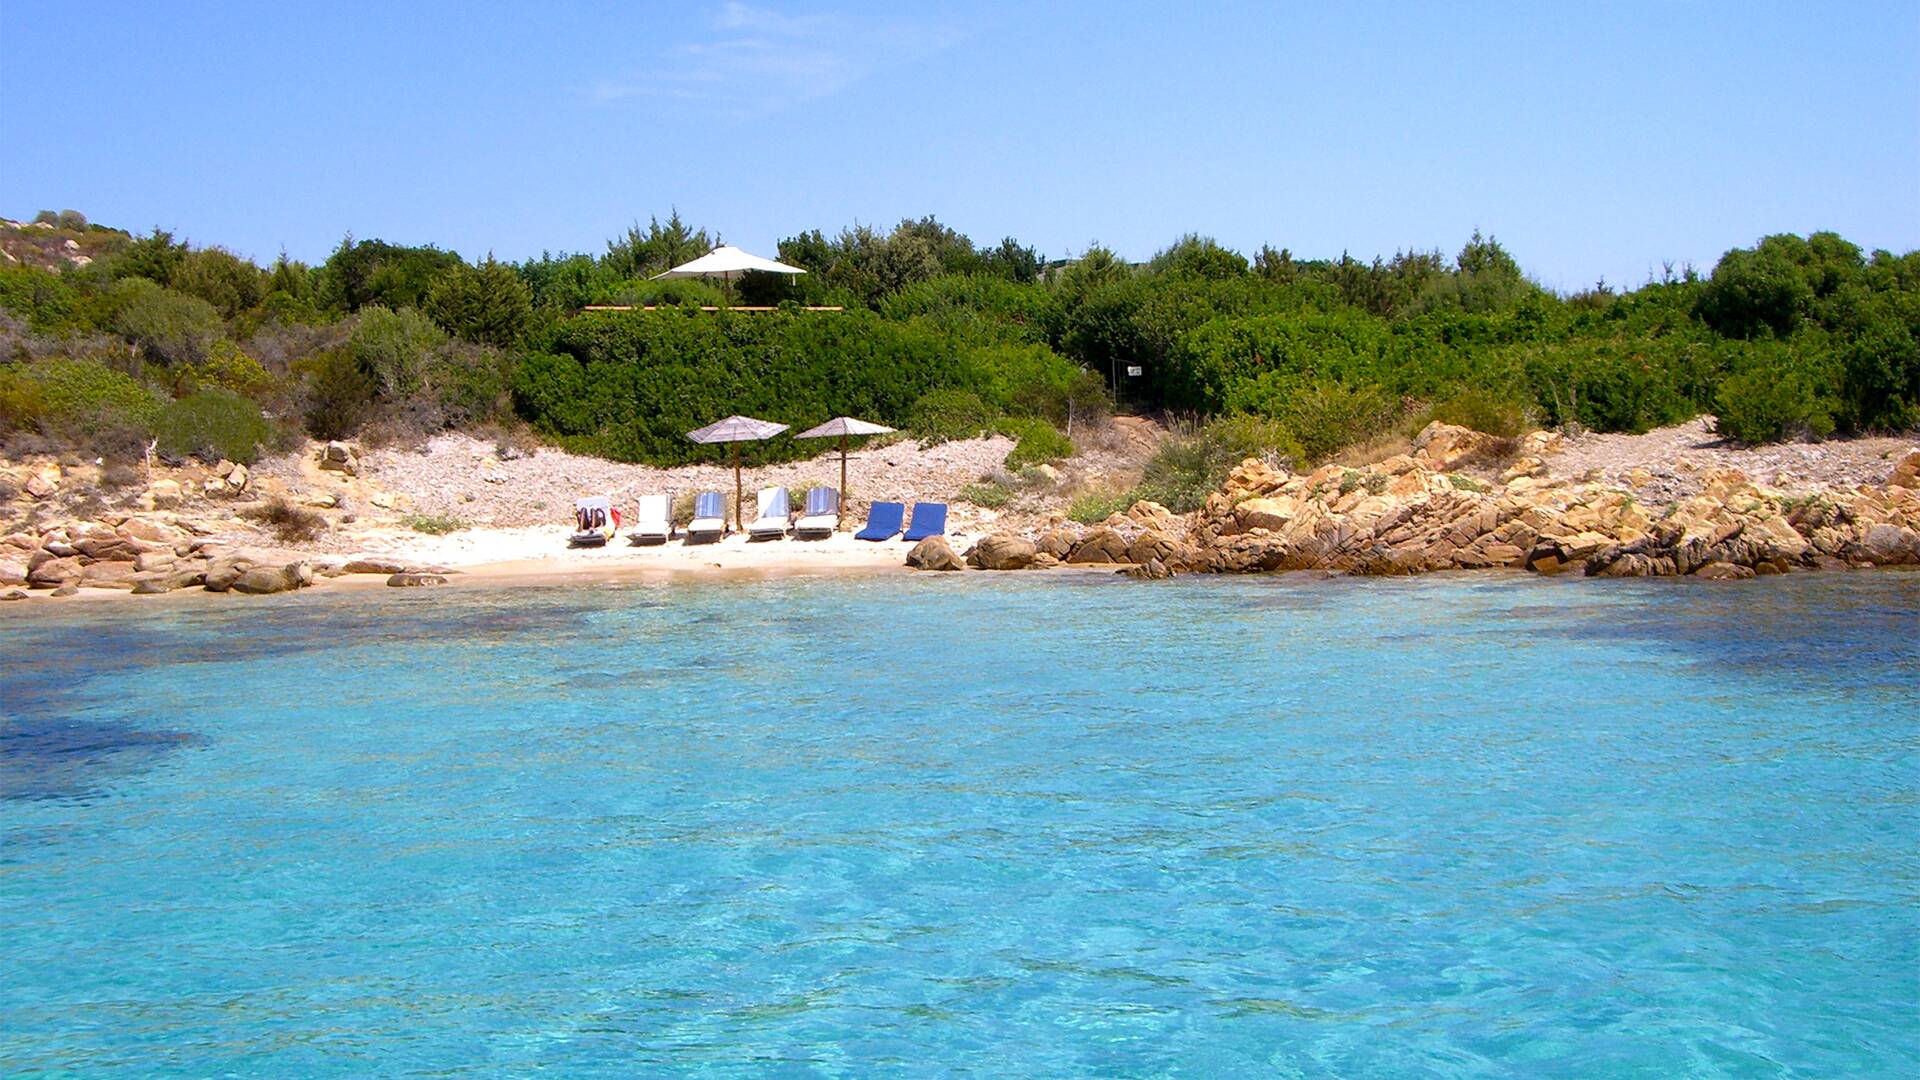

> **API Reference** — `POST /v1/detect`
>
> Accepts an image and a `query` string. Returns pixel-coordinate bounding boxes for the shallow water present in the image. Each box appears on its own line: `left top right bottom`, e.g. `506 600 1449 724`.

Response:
2 572 1916 1077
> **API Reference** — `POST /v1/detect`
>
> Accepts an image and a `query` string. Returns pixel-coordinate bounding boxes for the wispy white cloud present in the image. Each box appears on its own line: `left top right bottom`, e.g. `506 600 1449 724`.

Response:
581 2 963 118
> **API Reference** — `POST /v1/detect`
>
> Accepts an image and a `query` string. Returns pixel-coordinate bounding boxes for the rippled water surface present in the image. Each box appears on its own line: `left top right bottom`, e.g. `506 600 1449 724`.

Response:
3 572 1917 1077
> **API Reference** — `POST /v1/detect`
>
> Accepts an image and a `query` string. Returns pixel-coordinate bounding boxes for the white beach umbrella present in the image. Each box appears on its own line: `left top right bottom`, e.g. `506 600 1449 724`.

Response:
652 245 807 306
795 417 896 505
688 414 790 529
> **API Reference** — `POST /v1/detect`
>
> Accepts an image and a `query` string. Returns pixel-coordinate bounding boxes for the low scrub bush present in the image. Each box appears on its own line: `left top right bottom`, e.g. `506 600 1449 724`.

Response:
909 388 994 444
1136 413 1303 513
1429 388 1528 437
403 513 466 535
244 497 327 543
1068 488 1135 524
154 388 273 464
299 350 377 440
109 278 223 366
959 480 1012 508
1714 368 1836 443
995 416 1074 468
13 357 163 433
351 305 447 398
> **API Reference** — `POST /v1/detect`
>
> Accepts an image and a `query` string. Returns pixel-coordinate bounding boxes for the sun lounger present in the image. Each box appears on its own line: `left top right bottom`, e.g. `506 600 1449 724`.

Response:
627 493 672 544
902 501 948 541
748 486 791 540
855 500 905 541
686 491 727 542
570 496 616 547
794 486 840 538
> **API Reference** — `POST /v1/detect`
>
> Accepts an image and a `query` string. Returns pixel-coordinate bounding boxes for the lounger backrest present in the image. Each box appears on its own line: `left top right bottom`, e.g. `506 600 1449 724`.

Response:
758 486 790 519
907 502 947 535
867 501 904 531
804 486 838 517
637 494 670 523
693 492 724 521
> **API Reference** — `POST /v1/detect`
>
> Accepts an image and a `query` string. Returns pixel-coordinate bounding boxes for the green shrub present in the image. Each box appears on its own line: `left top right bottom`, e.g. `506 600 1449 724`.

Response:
995 416 1074 468
17 357 163 429
430 343 514 428
0 267 84 334
177 340 274 398
1068 488 1135 524
170 247 267 319
0 366 48 431
516 308 954 465
908 388 993 444
958 481 1012 508
404 513 466 535
425 256 533 347
300 349 377 440
155 388 273 464
1429 388 1527 437
351 305 447 398
109 278 223 366
243 497 327 542
1714 368 1836 443
1136 413 1303 513
1447 474 1490 493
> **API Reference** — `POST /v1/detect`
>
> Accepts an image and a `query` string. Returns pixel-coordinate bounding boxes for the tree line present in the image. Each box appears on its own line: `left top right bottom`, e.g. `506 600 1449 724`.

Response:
1 208 1914 477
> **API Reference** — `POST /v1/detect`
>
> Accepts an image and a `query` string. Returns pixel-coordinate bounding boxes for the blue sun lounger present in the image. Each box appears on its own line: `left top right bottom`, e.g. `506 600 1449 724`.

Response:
855 500 905 541
902 502 947 541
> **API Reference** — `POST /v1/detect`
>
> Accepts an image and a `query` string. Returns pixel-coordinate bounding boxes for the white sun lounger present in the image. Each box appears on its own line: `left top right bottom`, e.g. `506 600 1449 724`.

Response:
794 486 839 537
686 491 727 542
748 486 791 540
628 493 672 544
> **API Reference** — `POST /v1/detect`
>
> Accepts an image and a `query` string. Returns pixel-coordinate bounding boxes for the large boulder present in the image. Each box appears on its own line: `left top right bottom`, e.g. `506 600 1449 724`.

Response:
387 572 448 587
148 479 183 508
1889 450 1920 490
202 556 256 592
341 556 409 575
966 534 1038 570
1126 500 1174 530
906 536 964 571
231 562 312 595
79 561 138 588
0 559 25 586
1235 496 1299 533
1413 421 1505 471
1851 523 1919 566
23 465 60 500
1127 530 1190 568
1066 527 1130 564
26 556 81 588
1036 530 1077 559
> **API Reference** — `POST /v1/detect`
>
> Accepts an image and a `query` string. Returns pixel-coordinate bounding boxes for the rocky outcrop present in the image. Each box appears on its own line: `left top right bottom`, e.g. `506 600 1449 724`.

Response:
318 440 363 476
906 536 964 571
966 534 1039 570
1173 430 1920 580
1066 527 1130 564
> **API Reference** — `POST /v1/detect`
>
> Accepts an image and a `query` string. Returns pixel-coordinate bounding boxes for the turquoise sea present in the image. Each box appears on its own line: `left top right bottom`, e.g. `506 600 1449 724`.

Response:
2 571 1916 1077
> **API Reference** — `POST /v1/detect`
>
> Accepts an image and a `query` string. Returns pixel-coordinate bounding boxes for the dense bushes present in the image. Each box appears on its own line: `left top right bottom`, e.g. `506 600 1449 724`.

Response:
110 278 223 366
1135 414 1302 512
996 417 1074 468
1 210 1914 481
154 388 273 464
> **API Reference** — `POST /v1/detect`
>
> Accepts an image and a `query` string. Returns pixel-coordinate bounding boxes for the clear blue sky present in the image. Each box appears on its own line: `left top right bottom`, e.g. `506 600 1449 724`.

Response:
2 1 1915 292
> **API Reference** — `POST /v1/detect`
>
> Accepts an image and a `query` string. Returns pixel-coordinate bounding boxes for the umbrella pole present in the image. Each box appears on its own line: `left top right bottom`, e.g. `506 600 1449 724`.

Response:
733 443 743 533
839 433 848 506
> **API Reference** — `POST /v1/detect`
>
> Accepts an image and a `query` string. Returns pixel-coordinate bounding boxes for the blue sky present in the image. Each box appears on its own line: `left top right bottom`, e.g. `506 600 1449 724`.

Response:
2 1 1915 292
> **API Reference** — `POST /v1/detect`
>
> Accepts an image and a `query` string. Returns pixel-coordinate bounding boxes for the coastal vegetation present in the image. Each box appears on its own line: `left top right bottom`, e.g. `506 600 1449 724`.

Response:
2 212 1915 485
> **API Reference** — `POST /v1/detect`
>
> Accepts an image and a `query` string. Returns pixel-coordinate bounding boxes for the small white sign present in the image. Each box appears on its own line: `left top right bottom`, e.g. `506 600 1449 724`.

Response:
1125 366 1143 377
